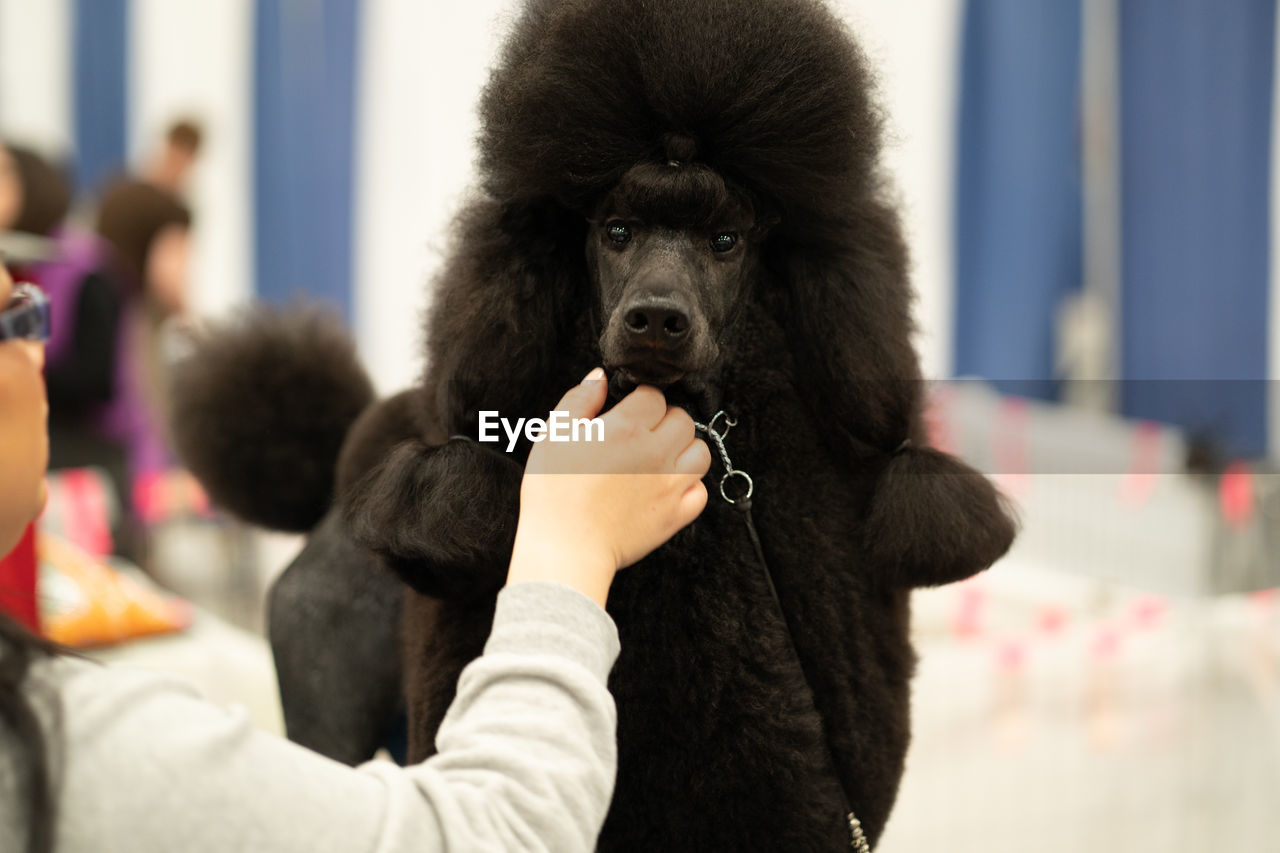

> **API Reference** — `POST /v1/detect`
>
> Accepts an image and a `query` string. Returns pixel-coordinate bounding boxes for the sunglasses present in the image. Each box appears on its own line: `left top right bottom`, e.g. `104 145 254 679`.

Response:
0 283 52 343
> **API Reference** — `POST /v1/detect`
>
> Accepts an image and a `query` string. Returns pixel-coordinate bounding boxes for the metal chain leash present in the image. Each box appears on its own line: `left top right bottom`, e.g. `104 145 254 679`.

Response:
848 814 871 853
693 411 754 505
692 410 873 853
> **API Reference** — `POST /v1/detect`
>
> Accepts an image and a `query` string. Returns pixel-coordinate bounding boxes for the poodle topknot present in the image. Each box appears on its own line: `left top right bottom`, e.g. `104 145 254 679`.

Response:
480 0 884 235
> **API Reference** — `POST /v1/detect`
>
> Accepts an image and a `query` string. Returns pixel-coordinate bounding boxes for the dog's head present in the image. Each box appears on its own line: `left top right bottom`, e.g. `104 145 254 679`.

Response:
417 0 1016 589
430 0 916 443
588 138 771 390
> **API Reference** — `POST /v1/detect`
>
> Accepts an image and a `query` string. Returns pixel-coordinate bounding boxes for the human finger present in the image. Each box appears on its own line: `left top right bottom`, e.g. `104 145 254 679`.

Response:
650 404 696 448
554 367 609 421
673 436 712 477
607 384 667 430
673 480 709 529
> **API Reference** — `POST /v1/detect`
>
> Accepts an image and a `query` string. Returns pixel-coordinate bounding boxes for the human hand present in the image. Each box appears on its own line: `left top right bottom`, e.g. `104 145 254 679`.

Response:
0 266 49 556
507 368 711 607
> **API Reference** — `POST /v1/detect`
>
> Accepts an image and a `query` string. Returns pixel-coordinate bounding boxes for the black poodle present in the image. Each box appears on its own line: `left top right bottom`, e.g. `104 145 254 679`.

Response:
172 0 1016 848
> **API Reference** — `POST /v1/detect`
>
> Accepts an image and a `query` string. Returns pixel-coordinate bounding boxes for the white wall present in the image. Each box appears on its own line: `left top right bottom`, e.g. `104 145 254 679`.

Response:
0 0 72 156
840 1 964 381
129 0 253 319
354 0 515 393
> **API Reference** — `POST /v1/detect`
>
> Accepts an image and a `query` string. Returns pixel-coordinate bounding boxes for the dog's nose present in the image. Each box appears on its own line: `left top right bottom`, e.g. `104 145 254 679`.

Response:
623 298 690 344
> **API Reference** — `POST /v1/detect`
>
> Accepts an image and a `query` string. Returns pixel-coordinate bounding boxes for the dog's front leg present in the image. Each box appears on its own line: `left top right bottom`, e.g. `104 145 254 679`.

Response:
343 436 523 600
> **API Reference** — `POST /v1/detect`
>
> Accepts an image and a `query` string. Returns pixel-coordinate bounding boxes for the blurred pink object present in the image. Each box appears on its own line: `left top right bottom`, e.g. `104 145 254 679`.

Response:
952 583 986 640
1036 604 1068 635
993 396 1031 499
1091 625 1123 660
996 639 1027 673
1118 420 1161 507
1131 596 1167 630
41 468 115 558
133 469 213 525
1218 462 1254 530
923 384 957 454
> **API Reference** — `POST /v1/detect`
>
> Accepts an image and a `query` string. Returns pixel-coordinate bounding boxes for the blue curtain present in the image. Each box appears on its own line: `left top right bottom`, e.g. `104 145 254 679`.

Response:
1119 0 1274 459
253 0 360 321
73 0 129 193
954 0 1084 400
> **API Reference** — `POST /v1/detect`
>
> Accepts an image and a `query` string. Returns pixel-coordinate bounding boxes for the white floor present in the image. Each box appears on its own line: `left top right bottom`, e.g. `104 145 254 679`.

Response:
881 564 1280 852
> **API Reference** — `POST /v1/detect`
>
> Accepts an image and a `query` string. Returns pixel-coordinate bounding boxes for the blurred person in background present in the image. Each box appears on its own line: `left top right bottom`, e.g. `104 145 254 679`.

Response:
0 141 137 555
0 144 72 250
3 144 199 560
89 178 202 552
142 119 202 198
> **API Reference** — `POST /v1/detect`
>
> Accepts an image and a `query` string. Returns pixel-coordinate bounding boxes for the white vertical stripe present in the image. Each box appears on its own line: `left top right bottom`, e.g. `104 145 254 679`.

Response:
838 1 964 380
1065 0 1122 413
1271 0 1280 459
129 0 253 318
355 0 515 393
0 0 73 157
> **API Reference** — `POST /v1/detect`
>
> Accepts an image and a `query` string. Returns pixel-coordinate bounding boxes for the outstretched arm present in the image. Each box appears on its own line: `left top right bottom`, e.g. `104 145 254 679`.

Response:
32 370 710 853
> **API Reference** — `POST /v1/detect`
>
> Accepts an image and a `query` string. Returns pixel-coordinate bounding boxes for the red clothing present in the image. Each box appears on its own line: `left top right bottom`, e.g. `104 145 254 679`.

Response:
0 523 40 632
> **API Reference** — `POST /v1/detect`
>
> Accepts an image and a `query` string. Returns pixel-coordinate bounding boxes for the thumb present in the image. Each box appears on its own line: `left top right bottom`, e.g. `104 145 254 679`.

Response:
556 367 608 421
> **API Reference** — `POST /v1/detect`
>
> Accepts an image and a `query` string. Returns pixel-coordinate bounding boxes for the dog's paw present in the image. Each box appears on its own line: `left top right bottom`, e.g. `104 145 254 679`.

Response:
344 437 523 599
865 445 1018 588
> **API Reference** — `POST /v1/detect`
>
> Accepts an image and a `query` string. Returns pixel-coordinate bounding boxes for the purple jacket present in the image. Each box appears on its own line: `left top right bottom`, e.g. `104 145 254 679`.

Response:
34 230 172 488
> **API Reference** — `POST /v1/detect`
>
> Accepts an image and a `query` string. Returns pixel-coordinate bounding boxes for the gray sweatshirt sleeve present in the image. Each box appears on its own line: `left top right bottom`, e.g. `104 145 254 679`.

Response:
27 581 621 853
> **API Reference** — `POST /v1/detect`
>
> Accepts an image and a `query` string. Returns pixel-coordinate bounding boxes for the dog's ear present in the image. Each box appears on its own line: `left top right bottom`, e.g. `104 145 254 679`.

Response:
780 198 919 456
780 197 1017 587
422 198 588 432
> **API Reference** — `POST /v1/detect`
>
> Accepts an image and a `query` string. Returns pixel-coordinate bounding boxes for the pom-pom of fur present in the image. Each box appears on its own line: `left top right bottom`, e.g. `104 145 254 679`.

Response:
344 437 522 600
865 446 1018 588
169 304 375 532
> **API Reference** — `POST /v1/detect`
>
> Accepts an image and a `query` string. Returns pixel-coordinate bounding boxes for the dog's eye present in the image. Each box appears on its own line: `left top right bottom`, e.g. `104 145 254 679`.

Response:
607 223 632 246
711 232 737 253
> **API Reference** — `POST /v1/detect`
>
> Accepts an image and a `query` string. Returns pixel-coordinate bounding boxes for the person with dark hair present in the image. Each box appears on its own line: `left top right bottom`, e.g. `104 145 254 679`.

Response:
1 149 193 555
0 144 72 240
92 177 194 475
0 257 710 853
0 142 135 554
95 178 191 316
0 143 113 424
54 174 193 541
145 119 203 196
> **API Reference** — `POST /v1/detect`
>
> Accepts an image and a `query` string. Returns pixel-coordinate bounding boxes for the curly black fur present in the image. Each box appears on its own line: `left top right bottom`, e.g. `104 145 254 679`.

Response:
170 304 374 532
185 0 1018 848
345 436 523 600
417 0 924 458
330 1 1018 849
